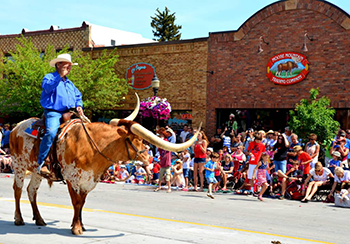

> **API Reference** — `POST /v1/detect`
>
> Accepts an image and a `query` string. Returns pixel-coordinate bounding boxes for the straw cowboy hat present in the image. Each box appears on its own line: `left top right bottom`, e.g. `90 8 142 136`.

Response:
49 53 78 67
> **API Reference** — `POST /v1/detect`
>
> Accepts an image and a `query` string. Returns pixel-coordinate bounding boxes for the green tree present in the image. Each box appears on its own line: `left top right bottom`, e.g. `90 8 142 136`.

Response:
0 36 129 119
151 7 182 41
289 88 339 149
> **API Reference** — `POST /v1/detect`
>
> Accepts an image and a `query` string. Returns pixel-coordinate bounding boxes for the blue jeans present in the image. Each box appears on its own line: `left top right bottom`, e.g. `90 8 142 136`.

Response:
274 160 287 174
37 110 64 167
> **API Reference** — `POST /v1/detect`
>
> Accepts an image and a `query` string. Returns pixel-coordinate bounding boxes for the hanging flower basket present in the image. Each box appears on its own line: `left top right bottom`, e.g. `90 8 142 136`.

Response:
140 96 172 120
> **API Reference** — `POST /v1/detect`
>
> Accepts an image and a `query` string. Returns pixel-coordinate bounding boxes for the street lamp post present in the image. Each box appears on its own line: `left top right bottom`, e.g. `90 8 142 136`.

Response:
151 74 160 97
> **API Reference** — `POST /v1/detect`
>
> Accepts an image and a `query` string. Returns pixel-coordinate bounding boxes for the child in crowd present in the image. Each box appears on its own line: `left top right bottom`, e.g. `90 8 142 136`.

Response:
204 152 220 199
252 152 270 201
181 149 191 191
218 149 224 161
171 159 185 188
335 182 350 207
246 133 266 194
117 165 130 181
103 162 119 182
152 157 161 185
132 162 146 184
328 151 341 175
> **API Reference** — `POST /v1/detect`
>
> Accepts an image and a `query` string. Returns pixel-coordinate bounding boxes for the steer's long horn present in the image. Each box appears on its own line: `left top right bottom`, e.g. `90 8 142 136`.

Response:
131 123 202 152
110 93 140 126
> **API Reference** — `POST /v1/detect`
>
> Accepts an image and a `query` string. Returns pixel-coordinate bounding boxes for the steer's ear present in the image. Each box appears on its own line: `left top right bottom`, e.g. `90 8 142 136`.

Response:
116 126 128 137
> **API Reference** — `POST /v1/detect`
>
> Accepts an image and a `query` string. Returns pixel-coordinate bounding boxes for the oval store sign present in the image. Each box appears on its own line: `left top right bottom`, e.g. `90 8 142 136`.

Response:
266 52 309 85
126 63 155 90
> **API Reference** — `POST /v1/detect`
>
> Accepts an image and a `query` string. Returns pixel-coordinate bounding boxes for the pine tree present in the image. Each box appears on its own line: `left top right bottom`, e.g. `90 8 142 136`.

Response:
150 7 182 42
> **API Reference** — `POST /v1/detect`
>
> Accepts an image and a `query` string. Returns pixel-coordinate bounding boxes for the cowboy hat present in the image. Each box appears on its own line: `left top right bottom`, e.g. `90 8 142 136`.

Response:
49 53 78 67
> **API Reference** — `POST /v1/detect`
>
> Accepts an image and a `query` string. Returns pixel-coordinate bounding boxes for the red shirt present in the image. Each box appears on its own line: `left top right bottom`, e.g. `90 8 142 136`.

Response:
214 162 221 176
194 143 207 159
247 141 266 165
152 164 161 174
298 152 312 175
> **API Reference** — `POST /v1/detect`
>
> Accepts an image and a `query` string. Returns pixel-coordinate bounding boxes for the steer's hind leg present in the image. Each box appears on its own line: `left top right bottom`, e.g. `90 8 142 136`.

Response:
13 170 26 226
27 172 46 226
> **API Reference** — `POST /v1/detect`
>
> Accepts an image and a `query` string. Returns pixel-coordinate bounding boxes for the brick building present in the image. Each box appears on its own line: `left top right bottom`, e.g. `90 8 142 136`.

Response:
206 0 350 136
1 0 350 137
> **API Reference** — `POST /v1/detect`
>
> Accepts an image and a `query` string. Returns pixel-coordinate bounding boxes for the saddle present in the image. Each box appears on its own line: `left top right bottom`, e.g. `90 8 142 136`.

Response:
32 111 75 181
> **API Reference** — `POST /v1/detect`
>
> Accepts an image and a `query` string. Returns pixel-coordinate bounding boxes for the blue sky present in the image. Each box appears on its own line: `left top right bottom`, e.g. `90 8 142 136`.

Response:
1 0 349 40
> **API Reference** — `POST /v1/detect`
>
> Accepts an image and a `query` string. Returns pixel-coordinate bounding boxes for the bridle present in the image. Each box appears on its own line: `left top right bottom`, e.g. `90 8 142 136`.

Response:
80 119 146 162
125 137 147 161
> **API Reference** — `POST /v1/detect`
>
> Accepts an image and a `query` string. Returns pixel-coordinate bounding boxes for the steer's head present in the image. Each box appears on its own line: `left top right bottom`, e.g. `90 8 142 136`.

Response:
112 119 201 162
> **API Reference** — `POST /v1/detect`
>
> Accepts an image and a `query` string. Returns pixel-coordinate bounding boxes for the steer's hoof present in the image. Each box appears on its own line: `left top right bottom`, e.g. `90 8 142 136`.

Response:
14 219 25 226
71 227 83 235
35 218 47 226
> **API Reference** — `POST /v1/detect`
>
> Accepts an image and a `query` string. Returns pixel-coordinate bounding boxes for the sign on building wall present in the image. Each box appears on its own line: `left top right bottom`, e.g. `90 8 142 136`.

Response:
266 52 309 85
126 63 155 90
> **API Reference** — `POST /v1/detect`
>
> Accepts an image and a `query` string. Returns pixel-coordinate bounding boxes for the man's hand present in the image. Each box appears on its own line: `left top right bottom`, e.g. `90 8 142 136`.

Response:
57 62 72 78
76 106 84 116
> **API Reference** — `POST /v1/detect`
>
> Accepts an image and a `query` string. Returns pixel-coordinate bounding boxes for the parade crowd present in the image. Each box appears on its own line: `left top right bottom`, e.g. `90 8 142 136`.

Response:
98 114 350 207
2 116 350 207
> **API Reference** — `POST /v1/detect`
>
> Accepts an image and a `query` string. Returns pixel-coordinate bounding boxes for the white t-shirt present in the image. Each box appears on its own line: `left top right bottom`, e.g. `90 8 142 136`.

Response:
335 170 350 183
180 131 189 142
309 167 331 182
182 152 191 169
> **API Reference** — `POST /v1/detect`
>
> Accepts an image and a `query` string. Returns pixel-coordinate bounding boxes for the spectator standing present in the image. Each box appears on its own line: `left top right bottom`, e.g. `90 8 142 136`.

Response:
293 145 313 178
193 131 208 191
287 134 301 165
226 114 238 136
246 133 266 194
154 128 172 193
180 125 189 143
273 135 288 174
151 158 161 185
181 149 191 191
282 126 292 147
166 127 176 143
304 133 320 169
2 124 11 153
243 128 254 152
221 128 232 153
210 127 223 152
0 124 3 147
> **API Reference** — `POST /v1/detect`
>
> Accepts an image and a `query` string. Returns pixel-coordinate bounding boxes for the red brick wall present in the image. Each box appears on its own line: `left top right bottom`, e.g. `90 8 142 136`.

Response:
207 0 350 135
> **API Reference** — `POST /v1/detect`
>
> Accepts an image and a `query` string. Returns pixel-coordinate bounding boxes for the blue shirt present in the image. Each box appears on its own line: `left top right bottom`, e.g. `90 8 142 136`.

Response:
40 71 83 112
2 130 10 146
204 160 216 178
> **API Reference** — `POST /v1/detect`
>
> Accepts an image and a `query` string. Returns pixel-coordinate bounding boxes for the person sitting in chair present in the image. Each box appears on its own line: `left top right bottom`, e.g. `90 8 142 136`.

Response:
37 53 85 175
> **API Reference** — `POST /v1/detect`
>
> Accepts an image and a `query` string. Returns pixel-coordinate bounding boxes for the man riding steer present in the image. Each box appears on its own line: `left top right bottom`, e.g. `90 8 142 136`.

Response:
10 54 201 235
38 53 84 175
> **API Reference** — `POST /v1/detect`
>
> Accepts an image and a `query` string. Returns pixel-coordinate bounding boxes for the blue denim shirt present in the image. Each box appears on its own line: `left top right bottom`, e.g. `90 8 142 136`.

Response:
40 71 83 111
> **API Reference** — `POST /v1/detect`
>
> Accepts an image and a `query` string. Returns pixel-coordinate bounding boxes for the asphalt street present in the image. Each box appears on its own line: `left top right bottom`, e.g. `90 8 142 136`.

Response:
0 173 346 244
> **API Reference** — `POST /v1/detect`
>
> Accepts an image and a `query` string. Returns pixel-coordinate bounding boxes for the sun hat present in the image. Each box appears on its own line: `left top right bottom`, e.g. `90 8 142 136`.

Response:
332 151 341 158
49 53 78 67
207 147 213 152
266 130 274 135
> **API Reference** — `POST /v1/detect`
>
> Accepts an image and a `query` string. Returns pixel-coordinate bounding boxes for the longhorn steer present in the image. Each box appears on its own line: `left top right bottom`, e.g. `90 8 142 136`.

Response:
10 118 199 235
